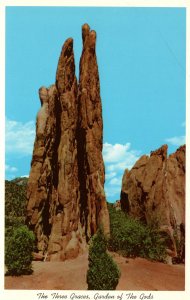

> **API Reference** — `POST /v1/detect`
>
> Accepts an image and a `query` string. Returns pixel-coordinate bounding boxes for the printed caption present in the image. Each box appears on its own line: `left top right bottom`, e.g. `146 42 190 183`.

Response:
37 292 154 300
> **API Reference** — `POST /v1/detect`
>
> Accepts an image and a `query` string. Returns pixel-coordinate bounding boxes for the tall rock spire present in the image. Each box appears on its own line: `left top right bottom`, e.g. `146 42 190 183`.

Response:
48 38 83 261
27 24 109 261
78 24 110 239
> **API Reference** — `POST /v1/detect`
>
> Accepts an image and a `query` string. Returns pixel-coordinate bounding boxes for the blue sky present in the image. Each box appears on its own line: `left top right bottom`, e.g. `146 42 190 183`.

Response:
5 7 186 202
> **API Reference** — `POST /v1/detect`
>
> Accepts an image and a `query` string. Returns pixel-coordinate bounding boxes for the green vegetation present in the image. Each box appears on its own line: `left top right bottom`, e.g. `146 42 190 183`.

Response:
87 227 120 290
108 203 167 262
5 178 28 255
172 224 185 264
5 225 35 276
5 178 35 276
5 177 28 219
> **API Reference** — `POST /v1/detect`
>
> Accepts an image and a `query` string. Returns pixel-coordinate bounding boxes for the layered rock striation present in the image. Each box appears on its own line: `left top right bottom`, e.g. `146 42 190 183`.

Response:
120 144 185 262
27 24 109 261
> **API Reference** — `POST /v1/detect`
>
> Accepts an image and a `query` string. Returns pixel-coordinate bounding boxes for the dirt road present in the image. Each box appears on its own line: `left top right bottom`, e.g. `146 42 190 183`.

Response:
5 252 184 290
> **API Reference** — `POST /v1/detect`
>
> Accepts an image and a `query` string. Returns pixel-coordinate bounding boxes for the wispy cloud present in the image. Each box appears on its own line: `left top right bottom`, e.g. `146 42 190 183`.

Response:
103 143 140 174
109 177 122 186
165 135 185 147
5 164 18 173
106 171 117 180
6 117 35 156
5 164 18 180
105 185 122 198
103 143 131 163
181 121 186 127
103 142 141 201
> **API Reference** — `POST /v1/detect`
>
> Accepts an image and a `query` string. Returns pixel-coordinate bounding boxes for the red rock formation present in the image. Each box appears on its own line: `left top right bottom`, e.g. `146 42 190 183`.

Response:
78 24 110 239
27 85 59 254
120 144 185 262
27 24 109 261
113 200 121 211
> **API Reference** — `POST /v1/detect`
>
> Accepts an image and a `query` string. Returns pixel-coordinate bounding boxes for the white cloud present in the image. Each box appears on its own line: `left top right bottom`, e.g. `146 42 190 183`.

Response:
103 142 141 201
6 117 35 156
5 164 18 173
165 135 185 147
103 142 131 163
107 161 134 173
105 185 121 199
103 143 140 174
109 176 122 186
105 171 117 180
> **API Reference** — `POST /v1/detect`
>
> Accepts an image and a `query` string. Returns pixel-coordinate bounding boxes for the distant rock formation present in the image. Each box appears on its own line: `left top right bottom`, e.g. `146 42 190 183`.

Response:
113 200 121 211
27 24 110 261
120 144 185 263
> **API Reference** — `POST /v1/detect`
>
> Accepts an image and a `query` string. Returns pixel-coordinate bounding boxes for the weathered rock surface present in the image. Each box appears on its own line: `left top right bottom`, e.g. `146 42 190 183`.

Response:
27 24 109 261
113 200 121 211
120 144 185 262
78 24 110 239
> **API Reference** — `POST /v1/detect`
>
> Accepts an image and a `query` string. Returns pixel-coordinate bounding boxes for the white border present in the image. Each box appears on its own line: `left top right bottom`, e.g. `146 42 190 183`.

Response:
0 0 189 7
0 1 189 300
0 0 5 295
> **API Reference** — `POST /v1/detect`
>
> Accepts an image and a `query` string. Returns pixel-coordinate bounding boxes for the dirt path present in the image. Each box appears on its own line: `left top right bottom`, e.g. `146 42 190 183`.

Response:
5 252 184 290
5 253 88 290
113 253 185 291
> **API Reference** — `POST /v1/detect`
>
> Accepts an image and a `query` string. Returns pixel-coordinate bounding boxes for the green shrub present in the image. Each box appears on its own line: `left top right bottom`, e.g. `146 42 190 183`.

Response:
5 179 27 218
108 204 166 261
5 216 26 251
87 228 120 290
5 225 35 276
5 215 25 236
5 178 28 252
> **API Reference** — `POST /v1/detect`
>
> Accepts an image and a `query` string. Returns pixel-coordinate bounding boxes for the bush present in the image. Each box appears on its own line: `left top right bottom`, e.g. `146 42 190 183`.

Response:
108 204 166 261
5 215 25 236
5 179 27 218
5 179 28 256
5 225 35 276
87 228 120 290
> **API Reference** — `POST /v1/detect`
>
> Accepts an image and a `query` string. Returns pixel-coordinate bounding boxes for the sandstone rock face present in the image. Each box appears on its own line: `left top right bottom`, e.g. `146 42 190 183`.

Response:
78 24 110 239
120 144 185 262
27 24 109 261
113 200 121 211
